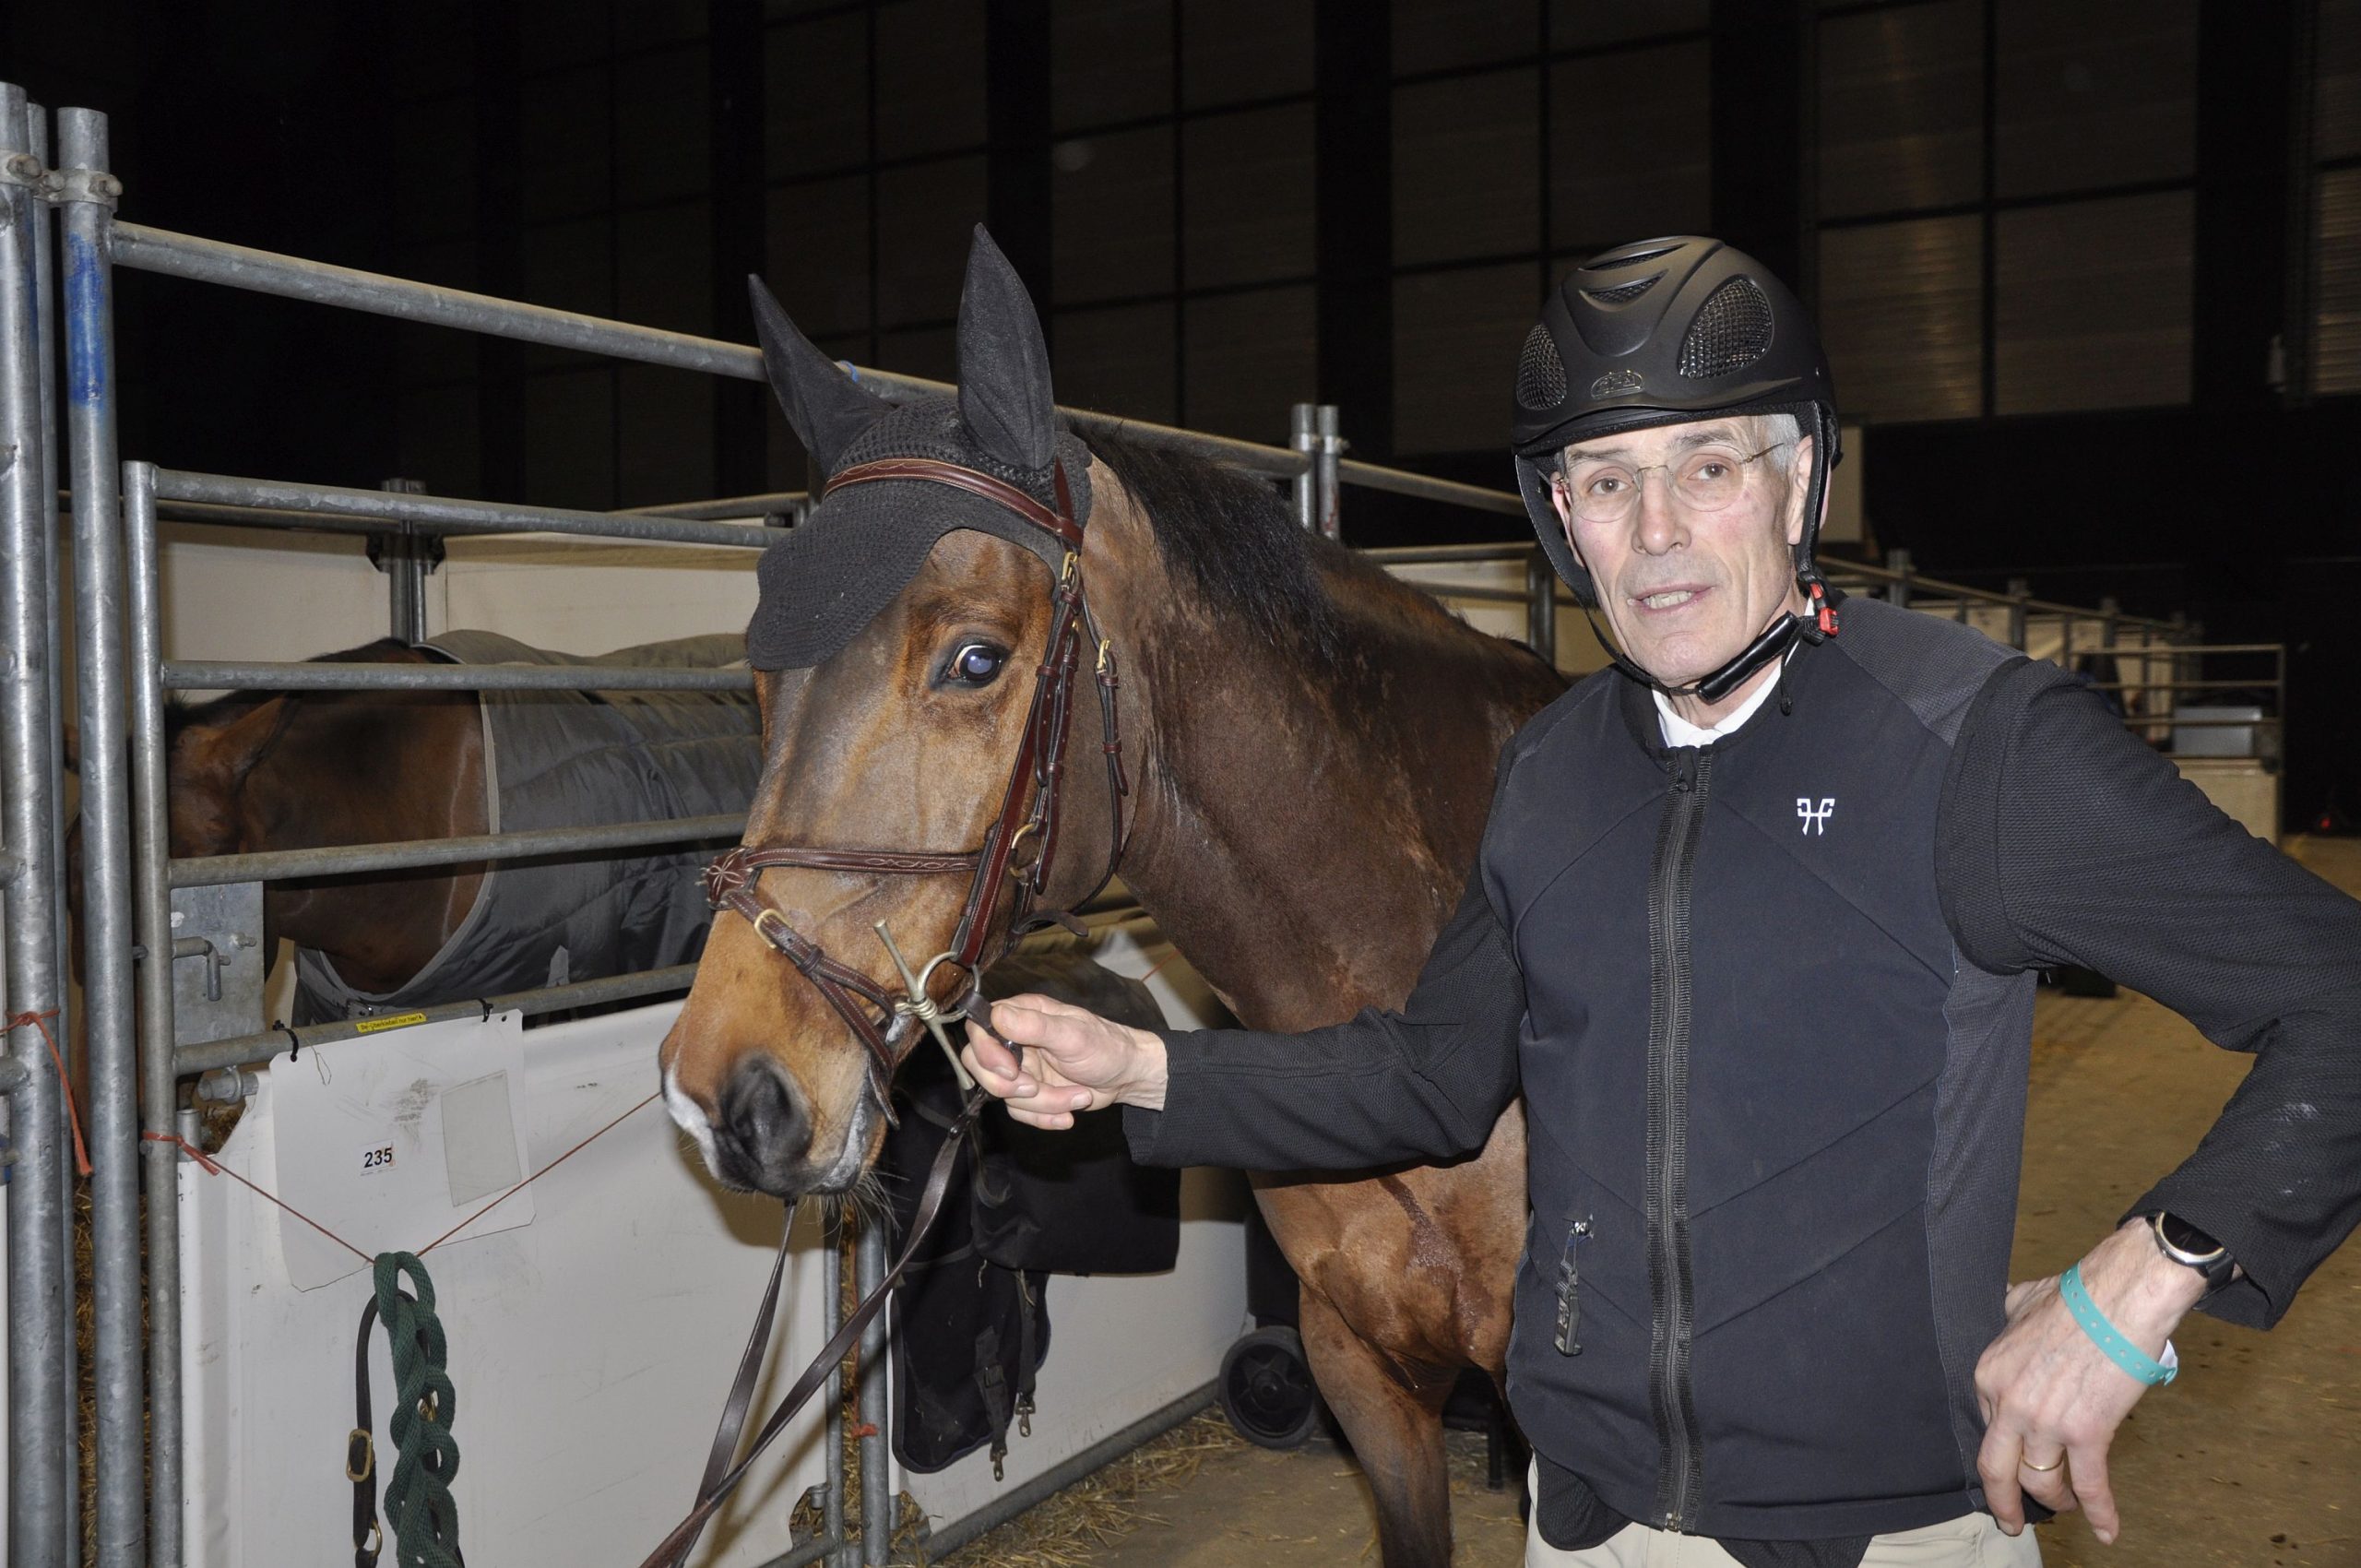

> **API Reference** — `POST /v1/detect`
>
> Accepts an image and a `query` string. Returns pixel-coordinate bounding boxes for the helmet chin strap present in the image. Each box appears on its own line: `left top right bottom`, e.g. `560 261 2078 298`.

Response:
1580 564 1840 707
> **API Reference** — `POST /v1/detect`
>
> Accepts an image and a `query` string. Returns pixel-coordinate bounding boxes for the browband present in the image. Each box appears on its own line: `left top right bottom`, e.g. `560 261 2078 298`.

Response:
823 457 1082 551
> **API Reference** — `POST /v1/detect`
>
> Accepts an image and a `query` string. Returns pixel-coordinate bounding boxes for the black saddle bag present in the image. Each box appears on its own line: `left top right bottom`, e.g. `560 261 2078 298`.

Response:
884 944 1182 1477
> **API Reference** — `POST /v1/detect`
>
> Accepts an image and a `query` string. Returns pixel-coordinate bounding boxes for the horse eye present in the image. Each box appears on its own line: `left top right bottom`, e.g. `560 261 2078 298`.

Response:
943 641 1008 686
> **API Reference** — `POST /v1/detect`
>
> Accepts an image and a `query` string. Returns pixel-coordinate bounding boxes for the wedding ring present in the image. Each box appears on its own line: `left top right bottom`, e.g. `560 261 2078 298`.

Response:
2020 1454 2064 1473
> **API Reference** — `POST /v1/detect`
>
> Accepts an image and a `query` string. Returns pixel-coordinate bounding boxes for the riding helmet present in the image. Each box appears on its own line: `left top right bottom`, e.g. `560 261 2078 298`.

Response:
1510 236 1841 613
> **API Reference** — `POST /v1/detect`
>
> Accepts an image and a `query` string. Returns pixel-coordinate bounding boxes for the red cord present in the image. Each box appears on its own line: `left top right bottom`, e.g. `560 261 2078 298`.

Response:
8 1010 92 1178
150 1088 663 1265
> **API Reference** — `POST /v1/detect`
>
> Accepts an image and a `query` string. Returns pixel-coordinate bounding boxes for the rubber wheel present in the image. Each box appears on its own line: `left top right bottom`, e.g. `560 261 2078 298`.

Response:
1219 1325 1322 1450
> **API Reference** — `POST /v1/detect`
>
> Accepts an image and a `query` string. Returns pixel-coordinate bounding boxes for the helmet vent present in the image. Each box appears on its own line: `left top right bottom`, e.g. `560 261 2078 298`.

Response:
1679 276 1775 379
1582 273 1662 306
1514 324 1569 411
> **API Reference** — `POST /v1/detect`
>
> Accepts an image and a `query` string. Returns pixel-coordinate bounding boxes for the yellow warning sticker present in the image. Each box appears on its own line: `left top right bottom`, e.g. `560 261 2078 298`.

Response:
353 1012 431 1035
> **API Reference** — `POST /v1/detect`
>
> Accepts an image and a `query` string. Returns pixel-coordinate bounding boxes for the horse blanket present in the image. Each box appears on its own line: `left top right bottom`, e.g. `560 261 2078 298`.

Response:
293 630 760 1021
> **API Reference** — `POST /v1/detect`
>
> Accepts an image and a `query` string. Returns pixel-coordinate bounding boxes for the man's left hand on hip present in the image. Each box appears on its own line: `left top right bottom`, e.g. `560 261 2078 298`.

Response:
1972 1217 2210 1546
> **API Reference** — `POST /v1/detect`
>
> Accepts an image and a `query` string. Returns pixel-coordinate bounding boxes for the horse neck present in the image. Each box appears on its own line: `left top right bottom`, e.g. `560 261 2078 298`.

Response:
249 695 488 991
1090 518 1556 1031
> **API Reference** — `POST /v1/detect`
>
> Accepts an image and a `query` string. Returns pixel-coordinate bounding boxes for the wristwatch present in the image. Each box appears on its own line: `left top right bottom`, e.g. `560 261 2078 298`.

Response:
2147 1210 2236 1291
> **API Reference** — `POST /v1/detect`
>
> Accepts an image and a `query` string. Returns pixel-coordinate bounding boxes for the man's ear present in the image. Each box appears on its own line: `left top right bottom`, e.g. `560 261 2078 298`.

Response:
1786 433 1817 548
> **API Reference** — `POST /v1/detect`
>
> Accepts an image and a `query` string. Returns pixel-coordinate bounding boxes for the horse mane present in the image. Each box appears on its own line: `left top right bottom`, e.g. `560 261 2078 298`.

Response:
163 636 420 742
1081 428 1548 684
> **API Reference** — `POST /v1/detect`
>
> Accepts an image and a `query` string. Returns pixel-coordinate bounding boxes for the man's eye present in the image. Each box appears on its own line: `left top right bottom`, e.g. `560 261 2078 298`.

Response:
1584 473 1626 497
943 642 1008 685
1693 461 1731 481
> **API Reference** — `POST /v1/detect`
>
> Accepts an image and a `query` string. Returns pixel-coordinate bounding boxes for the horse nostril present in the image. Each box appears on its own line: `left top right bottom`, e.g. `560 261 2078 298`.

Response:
716 1056 812 1182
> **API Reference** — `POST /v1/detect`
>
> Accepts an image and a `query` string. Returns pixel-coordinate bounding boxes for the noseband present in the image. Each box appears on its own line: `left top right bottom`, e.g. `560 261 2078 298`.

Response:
698 455 1130 1118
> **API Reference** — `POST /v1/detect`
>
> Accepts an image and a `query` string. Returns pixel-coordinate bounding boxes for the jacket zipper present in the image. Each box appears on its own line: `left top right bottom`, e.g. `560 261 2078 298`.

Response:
1647 748 1710 1531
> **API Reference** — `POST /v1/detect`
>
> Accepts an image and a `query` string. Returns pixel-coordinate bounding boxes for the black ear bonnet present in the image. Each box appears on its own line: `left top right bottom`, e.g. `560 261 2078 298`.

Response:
743 226 1092 671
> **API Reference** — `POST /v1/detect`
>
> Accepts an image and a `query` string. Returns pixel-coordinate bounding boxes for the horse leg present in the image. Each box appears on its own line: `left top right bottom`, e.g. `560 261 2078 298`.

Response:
1298 1288 1455 1568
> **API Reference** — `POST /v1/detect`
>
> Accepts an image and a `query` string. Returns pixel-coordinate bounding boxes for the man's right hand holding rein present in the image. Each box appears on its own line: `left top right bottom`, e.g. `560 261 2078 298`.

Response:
962 993 1169 1126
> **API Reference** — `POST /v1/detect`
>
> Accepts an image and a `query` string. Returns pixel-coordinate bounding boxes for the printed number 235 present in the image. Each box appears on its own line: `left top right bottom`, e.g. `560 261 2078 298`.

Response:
361 1146 395 1170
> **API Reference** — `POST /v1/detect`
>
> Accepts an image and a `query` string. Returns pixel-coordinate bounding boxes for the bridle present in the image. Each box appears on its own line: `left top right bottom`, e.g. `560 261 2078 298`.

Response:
696 453 1131 1123
639 451 1133 1568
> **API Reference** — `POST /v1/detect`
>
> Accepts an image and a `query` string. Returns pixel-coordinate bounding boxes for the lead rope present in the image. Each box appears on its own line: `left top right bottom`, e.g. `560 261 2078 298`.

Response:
351 1253 464 1568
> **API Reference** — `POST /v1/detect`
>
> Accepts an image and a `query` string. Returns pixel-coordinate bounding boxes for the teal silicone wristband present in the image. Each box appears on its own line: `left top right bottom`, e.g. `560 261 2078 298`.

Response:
2059 1263 2177 1385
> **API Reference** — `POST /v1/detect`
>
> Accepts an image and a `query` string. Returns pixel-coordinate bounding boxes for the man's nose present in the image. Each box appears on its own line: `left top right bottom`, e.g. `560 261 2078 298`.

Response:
1631 471 1687 556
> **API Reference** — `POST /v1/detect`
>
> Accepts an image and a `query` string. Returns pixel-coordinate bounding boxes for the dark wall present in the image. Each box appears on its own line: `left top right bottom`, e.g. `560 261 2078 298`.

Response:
8 0 2357 818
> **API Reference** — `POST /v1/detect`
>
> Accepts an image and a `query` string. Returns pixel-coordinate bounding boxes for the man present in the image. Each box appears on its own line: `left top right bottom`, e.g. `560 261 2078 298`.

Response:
962 237 2361 1567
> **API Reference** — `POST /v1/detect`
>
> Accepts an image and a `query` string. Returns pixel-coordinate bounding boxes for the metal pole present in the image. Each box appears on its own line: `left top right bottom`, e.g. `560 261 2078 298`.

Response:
824 1215 847 1568
1313 404 1342 541
379 478 430 643
123 460 184 1568
1525 551 1558 669
857 1217 891 1566
31 100 87 1568
1289 403 1315 530
1885 547 1912 608
2006 577 2030 651
0 78 72 1568
61 104 147 1568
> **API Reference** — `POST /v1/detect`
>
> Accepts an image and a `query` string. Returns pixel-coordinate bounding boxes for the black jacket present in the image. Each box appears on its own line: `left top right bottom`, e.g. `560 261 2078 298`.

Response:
1124 599 2361 1551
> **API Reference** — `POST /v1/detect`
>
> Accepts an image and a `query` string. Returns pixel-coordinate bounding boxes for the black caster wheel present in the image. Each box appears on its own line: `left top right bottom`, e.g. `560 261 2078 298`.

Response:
1218 1324 1322 1450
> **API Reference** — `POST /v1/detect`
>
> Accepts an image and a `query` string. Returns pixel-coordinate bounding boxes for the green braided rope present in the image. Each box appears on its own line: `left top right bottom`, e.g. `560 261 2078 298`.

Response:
374 1253 464 1568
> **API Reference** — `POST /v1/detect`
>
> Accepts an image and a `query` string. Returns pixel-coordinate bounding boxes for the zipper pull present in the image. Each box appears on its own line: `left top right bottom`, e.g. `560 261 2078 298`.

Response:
1554 1217 1591 1355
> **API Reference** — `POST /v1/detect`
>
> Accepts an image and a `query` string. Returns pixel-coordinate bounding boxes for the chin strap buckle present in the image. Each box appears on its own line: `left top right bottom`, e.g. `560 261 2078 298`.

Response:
1805 576 1840 640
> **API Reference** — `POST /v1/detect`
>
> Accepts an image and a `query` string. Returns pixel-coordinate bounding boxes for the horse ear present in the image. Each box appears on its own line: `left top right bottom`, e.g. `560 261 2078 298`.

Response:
955 226 1058 471
748 275 891 477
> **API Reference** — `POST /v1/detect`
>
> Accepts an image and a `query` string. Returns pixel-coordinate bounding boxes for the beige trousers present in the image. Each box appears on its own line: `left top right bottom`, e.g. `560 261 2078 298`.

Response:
1523 1471 2044 1568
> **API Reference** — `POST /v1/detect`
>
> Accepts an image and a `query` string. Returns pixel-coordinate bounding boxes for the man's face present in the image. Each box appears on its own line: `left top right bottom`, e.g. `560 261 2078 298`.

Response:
1548 416 1813 692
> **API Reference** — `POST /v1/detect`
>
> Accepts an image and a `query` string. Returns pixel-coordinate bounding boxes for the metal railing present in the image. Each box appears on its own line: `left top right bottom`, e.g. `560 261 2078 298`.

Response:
0 78 2272 1568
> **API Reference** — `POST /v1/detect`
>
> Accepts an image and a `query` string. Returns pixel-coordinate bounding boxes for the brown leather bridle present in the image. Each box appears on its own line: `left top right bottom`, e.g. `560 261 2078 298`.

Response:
697 454 1131 1122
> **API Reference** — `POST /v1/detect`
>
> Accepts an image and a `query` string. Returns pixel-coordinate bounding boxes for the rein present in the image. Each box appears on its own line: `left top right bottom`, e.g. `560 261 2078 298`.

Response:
642 453 1130 1567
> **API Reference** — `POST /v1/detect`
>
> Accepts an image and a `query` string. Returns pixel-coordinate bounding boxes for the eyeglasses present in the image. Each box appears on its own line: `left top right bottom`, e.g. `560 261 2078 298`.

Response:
1556 443 1789 527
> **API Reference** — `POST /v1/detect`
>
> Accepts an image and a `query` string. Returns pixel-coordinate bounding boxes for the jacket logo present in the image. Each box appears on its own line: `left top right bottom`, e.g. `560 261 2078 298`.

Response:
1797 797 1834 836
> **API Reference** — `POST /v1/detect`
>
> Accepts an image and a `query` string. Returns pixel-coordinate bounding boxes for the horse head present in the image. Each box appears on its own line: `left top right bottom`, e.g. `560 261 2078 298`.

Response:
660 227 1129 1198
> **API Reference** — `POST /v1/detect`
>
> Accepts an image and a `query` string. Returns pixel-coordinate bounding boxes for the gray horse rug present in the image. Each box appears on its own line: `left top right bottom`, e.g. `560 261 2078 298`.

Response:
294 629 761 1022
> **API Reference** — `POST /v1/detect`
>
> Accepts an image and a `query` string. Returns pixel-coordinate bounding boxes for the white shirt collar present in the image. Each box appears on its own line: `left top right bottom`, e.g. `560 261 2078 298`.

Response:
1653 662 1783 748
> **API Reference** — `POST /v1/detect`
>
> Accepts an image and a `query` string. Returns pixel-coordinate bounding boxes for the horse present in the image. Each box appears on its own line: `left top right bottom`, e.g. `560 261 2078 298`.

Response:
658 228 1567 1567
142 632 756 1021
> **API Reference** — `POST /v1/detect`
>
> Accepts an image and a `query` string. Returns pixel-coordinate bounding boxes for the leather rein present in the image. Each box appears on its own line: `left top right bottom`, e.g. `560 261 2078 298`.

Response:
640 453 1130 1568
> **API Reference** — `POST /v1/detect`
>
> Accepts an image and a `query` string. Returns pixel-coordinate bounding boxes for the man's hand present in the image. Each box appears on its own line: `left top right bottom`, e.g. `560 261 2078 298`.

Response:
961 992 1168 1128
1975 1217 2209 1545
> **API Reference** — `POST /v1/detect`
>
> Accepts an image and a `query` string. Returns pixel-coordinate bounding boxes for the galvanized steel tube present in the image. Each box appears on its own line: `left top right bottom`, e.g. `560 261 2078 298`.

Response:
162 659 753 694
0 80 72 1568
152 468 776 549
108 224 1306 480
61 104 148 1568
1335 458 1526 516
170 811 745 890
123 460 184 1568
171 963 700 1077
30 101 88 1568
857 1218 891 1566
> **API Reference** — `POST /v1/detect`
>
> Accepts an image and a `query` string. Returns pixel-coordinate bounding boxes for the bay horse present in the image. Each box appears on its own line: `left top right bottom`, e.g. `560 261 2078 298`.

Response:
658 229 1566 1567
150 633 755 1020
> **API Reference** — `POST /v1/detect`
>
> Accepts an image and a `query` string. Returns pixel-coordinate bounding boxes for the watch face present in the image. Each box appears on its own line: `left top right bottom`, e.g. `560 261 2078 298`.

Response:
2157 1211 2225 1261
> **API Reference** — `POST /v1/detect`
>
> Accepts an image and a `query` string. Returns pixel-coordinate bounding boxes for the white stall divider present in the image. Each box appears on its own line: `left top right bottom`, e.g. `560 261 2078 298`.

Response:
180 1000 830 1568
268 1011 534 1289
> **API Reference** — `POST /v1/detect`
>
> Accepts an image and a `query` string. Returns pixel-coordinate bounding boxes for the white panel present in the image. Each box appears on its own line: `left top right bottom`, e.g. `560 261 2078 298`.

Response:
432 536 762 655
181 1003 830 1568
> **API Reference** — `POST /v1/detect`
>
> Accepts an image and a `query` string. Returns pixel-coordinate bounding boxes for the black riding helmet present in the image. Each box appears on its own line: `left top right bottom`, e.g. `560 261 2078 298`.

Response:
1511 236 1843 701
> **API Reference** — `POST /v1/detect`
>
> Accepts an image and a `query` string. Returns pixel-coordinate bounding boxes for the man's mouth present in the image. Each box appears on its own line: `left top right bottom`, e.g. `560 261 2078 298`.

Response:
1631 585 1710 613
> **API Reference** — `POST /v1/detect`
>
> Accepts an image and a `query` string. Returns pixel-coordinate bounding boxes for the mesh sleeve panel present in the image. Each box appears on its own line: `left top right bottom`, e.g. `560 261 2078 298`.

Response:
1940 662 2361 1327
